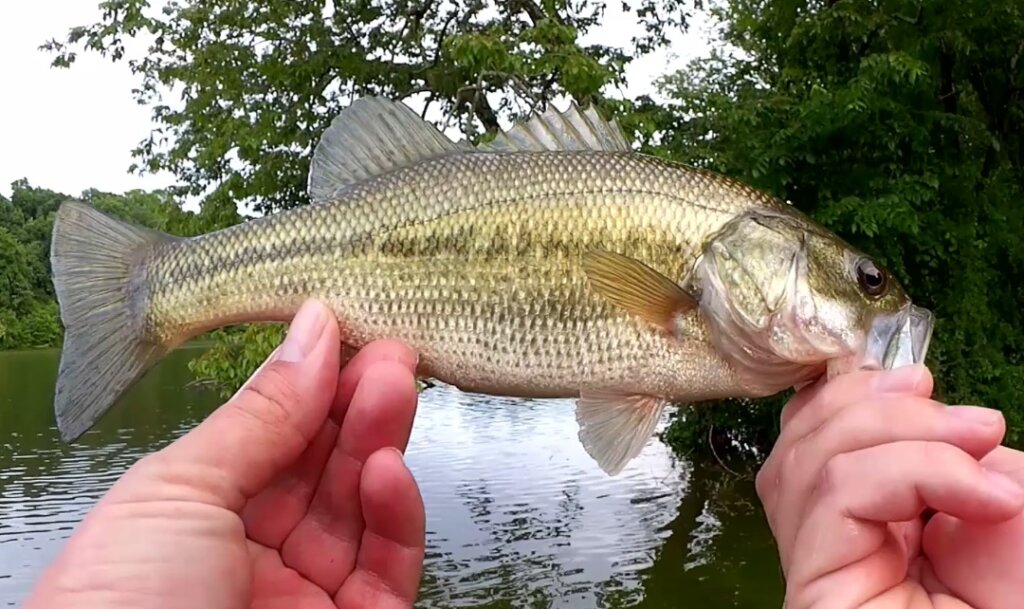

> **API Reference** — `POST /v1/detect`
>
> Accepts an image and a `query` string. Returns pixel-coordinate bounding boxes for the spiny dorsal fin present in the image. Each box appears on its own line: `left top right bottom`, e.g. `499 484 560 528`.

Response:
478 100 630 153
309 97 630 203
308 97 469 204
582 249 698 332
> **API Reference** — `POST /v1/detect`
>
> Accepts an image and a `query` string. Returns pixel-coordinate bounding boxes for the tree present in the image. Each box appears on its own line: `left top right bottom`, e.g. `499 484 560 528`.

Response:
0 227 35 318
657 0 1024 451
43 0 696 216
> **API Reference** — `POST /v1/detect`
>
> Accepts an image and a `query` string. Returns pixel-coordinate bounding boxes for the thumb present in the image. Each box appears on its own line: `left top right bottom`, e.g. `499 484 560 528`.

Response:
158 299 341 506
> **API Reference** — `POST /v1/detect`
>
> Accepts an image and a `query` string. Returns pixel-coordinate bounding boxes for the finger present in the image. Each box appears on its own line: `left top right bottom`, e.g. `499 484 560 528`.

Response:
242 420 339 548
281 359 419 594
980 445 1024 485
909 556 954 596
787 441 1024 604
923 445 1024 609
332 340 418 424
924 509 1024 609
243 341 418 547
156 300 341 509
247 540 334 607
334 448 425 609
764 398 1005 560
758 366 932 528
779 364 933 433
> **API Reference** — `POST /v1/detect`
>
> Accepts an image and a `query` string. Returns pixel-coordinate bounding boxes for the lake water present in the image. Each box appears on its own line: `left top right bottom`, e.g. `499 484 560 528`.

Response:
0 346 784 607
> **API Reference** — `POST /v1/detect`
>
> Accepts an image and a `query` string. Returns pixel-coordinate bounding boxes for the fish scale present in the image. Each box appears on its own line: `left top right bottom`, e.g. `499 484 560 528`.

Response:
141 152 759 395
47 96 933 476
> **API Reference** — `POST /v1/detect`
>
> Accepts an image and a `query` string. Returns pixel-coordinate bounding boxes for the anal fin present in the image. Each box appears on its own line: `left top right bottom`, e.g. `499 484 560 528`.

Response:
575 390 668 476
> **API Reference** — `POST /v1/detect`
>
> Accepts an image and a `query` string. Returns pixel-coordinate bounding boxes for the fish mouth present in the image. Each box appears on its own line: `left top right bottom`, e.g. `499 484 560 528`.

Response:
862 304 935 371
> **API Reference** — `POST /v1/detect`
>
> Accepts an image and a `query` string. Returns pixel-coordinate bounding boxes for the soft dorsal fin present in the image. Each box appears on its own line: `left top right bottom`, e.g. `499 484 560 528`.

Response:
478 100 630 153
308 97 469 204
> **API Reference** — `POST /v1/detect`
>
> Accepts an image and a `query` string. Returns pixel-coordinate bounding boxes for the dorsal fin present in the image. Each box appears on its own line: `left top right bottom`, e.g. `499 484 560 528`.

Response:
477 100 630 153
308 97 469 204
308 96 631 204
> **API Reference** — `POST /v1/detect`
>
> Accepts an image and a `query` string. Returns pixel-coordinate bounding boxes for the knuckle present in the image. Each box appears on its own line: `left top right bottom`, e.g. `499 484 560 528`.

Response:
779 435 806 487
755 436 806 510
232 364 304 436
755 460 775 502
817 453 849 498
920 439 959 465
817 399 881 442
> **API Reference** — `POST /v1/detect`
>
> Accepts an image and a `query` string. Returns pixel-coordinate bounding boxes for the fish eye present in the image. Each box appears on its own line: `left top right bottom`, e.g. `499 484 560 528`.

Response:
855 258 888 298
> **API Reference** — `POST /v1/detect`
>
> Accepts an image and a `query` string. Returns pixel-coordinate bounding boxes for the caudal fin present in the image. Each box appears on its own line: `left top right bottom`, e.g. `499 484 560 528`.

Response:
50 201 177 442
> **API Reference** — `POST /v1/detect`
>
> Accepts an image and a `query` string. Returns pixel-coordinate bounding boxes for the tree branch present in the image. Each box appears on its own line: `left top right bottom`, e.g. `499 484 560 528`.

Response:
503 0 548 25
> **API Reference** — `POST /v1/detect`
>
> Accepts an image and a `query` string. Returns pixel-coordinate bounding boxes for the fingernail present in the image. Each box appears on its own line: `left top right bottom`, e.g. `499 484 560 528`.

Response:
984 469 1024 505
947 405 1004 427
876 364 926 393
276 300 328 363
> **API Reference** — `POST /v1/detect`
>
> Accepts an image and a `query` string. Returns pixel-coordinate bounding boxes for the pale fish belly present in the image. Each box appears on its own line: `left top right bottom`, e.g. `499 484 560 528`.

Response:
319 262 749 402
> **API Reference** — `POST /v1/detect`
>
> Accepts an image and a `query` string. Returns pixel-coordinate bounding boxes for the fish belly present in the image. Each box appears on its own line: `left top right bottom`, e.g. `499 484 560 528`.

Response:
315 255 746 403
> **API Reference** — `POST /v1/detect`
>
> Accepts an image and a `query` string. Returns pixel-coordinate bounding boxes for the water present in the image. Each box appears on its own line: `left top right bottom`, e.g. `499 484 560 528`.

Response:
0 347 784 607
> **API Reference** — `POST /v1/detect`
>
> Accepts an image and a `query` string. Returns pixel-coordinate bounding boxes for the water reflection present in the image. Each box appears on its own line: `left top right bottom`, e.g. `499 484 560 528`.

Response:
0 346 223 606
0 348 783 608
409 389 688 608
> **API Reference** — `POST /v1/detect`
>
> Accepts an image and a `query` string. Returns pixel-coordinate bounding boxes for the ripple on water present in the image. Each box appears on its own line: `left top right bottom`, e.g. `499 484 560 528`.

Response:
2 375 690 608
408 386 689 608
0 424 163 603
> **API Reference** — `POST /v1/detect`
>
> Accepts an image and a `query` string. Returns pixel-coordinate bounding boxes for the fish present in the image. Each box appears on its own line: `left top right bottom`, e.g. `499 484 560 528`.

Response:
48 96 934 475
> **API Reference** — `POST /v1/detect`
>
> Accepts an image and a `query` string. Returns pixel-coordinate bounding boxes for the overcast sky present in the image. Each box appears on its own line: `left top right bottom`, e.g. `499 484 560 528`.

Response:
0 2 711 210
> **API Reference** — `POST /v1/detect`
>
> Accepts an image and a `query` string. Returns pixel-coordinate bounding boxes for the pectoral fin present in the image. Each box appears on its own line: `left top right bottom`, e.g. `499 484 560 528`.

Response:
582 250 697 332
575 390 668 476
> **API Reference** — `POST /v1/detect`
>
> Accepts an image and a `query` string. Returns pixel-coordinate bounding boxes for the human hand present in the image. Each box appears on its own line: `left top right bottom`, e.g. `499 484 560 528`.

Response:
924 444 1024 608
23 299 425 609
757 365 1024 609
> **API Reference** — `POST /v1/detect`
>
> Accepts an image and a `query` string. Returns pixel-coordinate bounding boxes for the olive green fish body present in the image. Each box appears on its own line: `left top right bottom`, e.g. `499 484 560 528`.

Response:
49 97 933 475
146 151 778 402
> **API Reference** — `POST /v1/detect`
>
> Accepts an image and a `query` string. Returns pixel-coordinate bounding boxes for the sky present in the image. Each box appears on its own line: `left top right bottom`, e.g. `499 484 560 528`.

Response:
0 1 712 211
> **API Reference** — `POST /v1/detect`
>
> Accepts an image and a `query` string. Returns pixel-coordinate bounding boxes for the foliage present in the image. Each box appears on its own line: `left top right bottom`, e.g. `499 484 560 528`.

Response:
43 0 696 216
658 0 1024 453
187 324 286 395
0 187 62 350
661 398 786 466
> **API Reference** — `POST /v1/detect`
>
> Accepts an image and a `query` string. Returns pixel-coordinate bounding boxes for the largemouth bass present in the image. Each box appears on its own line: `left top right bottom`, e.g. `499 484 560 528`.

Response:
49 97 933 475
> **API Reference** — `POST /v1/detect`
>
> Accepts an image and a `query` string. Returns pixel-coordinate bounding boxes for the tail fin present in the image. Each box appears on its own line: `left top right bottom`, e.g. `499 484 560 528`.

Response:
50 201 177 442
